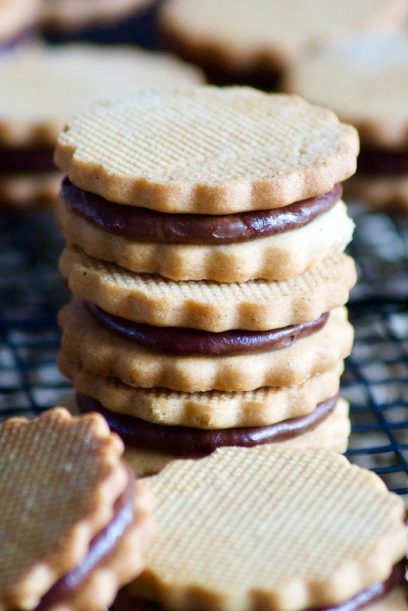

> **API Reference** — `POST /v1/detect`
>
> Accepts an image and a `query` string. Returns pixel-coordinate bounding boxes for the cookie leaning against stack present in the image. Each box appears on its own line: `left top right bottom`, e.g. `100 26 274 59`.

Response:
116 447 407 611
55 87 359 476
0 408 154 611
286 33 408 211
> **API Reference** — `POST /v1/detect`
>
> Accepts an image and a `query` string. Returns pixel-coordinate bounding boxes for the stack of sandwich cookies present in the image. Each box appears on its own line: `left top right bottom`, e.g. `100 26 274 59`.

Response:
286 33 408 211
0 45 201 210
116 447 407 610
54 87 358 475
0 408 154 611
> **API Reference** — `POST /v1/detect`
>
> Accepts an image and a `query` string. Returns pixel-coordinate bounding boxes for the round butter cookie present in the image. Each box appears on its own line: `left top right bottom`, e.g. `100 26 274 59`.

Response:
54 88 358 214
59 246 357 332
118 446 407 610
0 408 154 611
159 0 408 87
286 34 408 210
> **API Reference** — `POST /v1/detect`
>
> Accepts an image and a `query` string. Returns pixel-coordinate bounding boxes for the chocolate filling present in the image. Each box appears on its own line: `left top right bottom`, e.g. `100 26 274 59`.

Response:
34 470 135 611
87 302 329 356
116 561 406 611
358 148 408 176
77 394 339 457
61 178 342 244
0 147 55 174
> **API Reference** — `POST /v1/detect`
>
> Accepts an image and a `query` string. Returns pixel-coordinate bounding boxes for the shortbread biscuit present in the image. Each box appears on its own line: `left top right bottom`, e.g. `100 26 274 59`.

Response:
160 0 408 85
58 354 343 428
0 45 202 149
346 174 408 211
0 408 154 611
286 34 408 149
123 446 406 610
0 172 61 209
58 300 351 392
120 398 351 477
0 0 39 45
41 0 153 31
56 198 354 282
54 88 358 214
59 246 357 331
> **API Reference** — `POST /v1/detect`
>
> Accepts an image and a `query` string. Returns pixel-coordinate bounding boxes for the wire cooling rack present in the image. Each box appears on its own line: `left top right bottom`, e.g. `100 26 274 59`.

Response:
1 204 407 499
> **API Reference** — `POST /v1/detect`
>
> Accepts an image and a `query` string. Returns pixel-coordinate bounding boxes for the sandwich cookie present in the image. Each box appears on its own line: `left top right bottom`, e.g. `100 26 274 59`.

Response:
0 45 202 209
59 246 357 332
286 34 408 210
159 0 408 88
58 300 353 392
0 407 155 611
55 88 358 282
116 446 407 610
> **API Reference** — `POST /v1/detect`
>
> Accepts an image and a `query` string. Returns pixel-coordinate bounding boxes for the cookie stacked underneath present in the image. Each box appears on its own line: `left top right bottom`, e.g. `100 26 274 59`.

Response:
55 87 359 476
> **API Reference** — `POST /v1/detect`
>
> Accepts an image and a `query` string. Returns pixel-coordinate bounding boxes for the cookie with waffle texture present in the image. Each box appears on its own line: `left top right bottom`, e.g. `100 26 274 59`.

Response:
58 300 352 393
286 34 408 210
54 88 358 215
0 408 155 611
159 0 408 87
59 246 357 331
118 446 407 610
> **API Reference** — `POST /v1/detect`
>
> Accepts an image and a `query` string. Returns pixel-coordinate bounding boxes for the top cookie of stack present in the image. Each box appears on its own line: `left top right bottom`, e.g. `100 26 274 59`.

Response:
56 87 358 476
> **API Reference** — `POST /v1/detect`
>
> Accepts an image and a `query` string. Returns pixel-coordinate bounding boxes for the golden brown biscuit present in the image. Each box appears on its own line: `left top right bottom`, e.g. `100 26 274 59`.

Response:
123 446 407 610
54 88 358 214
59 246 357 331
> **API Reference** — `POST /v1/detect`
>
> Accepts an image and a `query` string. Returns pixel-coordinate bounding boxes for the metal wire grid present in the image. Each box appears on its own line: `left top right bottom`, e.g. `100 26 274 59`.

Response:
0 206 407 499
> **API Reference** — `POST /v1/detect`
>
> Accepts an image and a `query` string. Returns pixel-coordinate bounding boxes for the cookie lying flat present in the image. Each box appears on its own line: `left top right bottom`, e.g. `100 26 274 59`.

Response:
0 172 61 210
59 246 357 331
286 34 408 210
0 408 154 611
54 88 358 214
57 196 354 282
40 0 153 32
119 446 407 610
58 300 352 392
159 0 408 87
59 354 343 428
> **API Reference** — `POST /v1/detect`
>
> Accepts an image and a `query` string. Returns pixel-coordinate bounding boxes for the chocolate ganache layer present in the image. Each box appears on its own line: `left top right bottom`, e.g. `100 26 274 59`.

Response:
0 146 55 173
358 148 408 176
34 470 135 611
87 302 329 356
77 394 338 456
61 178 342 245
116 561 406 611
